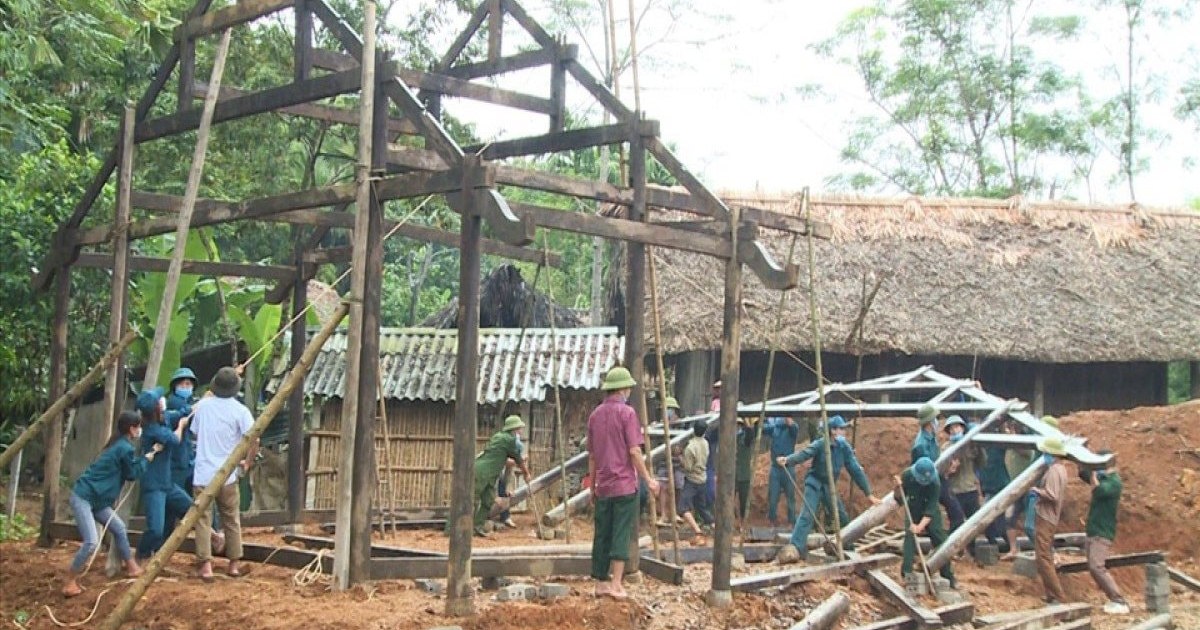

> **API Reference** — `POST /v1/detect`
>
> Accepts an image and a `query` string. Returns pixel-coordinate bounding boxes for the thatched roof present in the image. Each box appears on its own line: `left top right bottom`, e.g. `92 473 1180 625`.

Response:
648 194 1200 363
422 264 582 329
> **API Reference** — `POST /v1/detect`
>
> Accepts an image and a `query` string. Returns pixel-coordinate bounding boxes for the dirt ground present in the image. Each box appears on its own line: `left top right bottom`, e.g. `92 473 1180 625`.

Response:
2 401 1198 629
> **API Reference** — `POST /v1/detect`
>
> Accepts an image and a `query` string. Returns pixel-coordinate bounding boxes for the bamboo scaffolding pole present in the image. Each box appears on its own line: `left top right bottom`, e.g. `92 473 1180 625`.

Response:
645 252 681 564
96 301 348 630
0 330 138 470
378 370 395 534
541 233 571 543
143 28 232 388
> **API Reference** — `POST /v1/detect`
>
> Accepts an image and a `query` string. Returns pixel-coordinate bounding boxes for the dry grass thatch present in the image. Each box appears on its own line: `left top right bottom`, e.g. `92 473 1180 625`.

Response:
646 192 1200 363
422 264 582 329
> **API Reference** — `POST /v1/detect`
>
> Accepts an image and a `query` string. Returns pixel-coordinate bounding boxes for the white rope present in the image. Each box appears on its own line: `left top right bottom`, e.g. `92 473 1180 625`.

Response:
45 589 110 627
292 548 330 587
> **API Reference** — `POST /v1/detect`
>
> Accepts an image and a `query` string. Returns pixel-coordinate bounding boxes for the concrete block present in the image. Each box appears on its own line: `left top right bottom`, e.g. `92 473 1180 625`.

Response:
1144 593 1170 613
731 553 747 572
1145 562 1169 578
538 583 570 600
496 583 537 602
415 579 445 595
975 542 999 566
905 572 928 597
553 528 568 540
1146 579 1172 597
480 576 511 591
1012 552 1038 578
936 589 966 605
536 528 556 540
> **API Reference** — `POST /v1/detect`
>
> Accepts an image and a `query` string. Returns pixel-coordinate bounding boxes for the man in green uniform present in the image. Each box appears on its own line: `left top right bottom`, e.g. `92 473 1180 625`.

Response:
473 415 531 536
895 457 957 589
1083 450 1130 614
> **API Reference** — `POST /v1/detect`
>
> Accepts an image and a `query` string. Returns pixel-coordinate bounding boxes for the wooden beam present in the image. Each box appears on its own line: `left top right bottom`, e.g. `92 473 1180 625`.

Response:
283 534 443 556
972 603 1091 630
76 252 295 281
1122 615 1169 630
101 107 135 447
36 267 70 546
729 553 899 592
650 544 780 565
178 0 294 40
639 556 685 585
294 0 311 81
435 0 491 71
138 65 381 142
790 591 851 630
464 120 654 160
32 0 217 291
505 450 587 506
486 0 502 61
371 555 591 580
1169 567 1200 593
562 57 635 121
310 48 357 72
1054 551 1165 575
510 201 727 257
864 569 943 629
193 81 417 133
443 46 563 80
847 603 974 630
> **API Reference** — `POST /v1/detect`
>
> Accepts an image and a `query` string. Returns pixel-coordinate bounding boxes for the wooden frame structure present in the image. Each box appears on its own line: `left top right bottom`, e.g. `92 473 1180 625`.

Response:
31 0 825 614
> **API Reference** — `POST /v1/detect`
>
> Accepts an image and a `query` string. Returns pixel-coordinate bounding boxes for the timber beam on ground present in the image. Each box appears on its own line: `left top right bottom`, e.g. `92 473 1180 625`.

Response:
638 556 685 585
864 569 943 629
1054 551 1165 575
76 252 295 281
284 534 444 557
729 553 899 593
971 603 1092 630
45 521 329 572
193 82 417 133
317 519 445 533
368 555 590 580
648 544 780 565
1169 567 1200 592
848 603 974 630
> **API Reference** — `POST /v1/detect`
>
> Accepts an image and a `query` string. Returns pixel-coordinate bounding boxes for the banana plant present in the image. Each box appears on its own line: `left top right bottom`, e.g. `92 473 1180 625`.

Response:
128 230 209 388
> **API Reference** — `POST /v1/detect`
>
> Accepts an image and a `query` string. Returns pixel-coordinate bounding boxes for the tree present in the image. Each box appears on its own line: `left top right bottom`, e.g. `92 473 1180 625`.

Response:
813 0 1098 198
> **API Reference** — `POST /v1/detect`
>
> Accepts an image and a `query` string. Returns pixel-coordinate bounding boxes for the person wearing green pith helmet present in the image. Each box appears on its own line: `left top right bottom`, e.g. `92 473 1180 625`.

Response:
473 415 531 537
896 457 957 588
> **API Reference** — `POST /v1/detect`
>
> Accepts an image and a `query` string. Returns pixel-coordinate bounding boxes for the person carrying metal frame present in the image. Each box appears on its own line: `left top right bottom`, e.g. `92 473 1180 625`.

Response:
774 415 879 563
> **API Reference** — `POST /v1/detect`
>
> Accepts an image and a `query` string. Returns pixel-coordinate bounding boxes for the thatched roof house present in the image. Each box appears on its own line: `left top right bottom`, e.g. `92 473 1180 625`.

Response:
645 194 1200 415
422 264 582 329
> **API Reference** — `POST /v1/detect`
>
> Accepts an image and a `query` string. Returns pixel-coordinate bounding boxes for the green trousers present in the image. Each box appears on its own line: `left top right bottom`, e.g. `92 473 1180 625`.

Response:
901 510 955 583
473 474 497 530
591 493 638 580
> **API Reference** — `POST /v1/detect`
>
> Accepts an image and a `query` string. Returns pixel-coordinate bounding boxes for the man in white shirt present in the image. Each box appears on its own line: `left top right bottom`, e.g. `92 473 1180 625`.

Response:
191 366 256 579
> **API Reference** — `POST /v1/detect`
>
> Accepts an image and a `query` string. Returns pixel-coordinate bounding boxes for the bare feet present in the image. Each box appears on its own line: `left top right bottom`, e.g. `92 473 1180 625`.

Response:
605 586 629 600
62 580 83 598
594 581 612 598
227 561 242 577
124 559 143 577
1001 552 1019 561
197 560 214 582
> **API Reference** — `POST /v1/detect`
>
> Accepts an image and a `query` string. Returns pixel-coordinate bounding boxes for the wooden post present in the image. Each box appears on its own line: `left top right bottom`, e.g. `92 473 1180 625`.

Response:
0 331 137 472
549 41 566 133
623 130 648 575
707 208 742 608
446 159 483 617
36 266 70 547
348 84 388 582
143 28 233 388
1191 361 1200 400
486 0 502 62
6 449 21 519
788 591 850 630
924 457 1047 572
287 259 308 524
333 0 375 590
96 302 348 630
178 37 195 113
101 106 135 445
1033 364 1045 417
294 0 312 82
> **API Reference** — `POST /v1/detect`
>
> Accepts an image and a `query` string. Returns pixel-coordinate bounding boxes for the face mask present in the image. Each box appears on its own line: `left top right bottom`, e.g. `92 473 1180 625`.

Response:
949 433 964 443
1042 453 1056 465
175 386 193 399
834 434 848 446
1095 471 1108 481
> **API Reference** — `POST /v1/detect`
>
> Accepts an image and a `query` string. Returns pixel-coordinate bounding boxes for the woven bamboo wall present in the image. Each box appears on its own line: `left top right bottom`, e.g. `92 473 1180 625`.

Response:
306 392 598 510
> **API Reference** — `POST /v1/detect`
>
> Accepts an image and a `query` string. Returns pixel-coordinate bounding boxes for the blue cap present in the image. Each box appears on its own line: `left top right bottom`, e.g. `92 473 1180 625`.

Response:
827 415 848 429
169 367 197 385
913 457 936 485
943 415 966 432
135 387 164 413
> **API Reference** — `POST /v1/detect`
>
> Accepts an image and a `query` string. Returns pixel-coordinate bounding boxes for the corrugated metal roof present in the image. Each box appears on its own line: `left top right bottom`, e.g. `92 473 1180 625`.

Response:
294 327 625 404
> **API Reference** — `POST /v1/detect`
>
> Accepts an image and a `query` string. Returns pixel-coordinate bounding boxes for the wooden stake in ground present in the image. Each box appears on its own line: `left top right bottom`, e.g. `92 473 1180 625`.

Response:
142 28 232 388
0 330 137 470
333 0 376 590
96 302 348 630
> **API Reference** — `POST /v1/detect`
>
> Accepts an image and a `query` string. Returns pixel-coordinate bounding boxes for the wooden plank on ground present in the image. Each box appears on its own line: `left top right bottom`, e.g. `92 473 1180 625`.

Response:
283 534 443 557
730 553 898 593
747 526 791 542
368 555 590 580
1055 551 1165 575
648 544 779 565
1123 613 1172 630
1168 567 1200 593
864 569 943 629
973 603 1091 628
1043 619 1091 630
638 555 684 585
318 519 445 533
848 602 974 630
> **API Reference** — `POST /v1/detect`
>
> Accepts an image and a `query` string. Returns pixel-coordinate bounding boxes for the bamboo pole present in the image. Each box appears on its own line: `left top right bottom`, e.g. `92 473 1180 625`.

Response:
37 266 70 547
645 252 681 564
802 187 844 561
333 0 375 590
97 302 348 630
377 371 393 534
0 330 138 470
101 106 136 445
541 233 571 543
142 28 232 388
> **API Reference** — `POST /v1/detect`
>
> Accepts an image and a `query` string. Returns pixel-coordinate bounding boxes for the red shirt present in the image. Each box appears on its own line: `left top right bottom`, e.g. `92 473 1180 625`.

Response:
587 394 644 498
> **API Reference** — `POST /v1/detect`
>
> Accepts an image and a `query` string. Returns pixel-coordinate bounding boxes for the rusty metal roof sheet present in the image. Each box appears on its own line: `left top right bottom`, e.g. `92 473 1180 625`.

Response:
294 327 625 404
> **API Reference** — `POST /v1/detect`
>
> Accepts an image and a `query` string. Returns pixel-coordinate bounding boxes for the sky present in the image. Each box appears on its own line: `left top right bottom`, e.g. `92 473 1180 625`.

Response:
411 0 1199 207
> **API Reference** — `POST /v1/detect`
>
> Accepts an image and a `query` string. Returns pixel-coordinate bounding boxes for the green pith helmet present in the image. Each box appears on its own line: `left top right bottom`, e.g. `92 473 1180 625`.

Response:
1037 435 1068 457
502 415 525 431
665 396 680 410
917 404 938 425
169 367 197 386
601 366 636 391
1041 415 1059 429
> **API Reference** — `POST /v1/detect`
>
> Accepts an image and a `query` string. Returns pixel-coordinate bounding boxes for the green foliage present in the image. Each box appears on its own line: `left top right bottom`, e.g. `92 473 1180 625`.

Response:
1167 362 1193 404
0 513 37 542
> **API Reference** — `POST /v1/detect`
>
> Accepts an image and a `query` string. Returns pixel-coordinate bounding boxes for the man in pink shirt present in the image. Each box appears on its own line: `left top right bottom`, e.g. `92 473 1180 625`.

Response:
709 380 722 412
588 366 659 599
